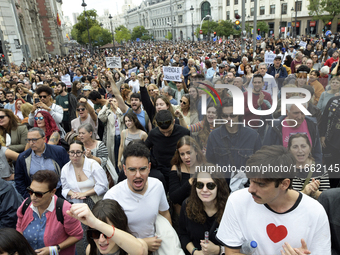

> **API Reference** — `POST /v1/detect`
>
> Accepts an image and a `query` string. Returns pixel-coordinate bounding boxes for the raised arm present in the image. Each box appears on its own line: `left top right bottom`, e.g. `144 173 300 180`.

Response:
106 71 129 113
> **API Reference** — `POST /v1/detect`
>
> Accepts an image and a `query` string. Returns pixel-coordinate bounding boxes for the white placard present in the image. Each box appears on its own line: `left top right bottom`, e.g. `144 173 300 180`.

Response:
264 52 276 64
163 66 182 82
106 57 122 68
299 41 307 49
61 75 72 88
128 67 137 77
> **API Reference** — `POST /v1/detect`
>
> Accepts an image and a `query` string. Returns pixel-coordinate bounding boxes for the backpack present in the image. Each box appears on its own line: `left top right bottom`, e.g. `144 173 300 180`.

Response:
22 196 65 224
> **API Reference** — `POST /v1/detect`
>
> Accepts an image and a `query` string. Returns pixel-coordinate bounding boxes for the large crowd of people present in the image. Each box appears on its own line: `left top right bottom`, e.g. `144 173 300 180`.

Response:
1 34 340 255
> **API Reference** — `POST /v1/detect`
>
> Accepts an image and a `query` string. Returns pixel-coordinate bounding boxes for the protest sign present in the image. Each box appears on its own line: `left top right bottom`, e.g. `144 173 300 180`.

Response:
264 52 276 64
106 57 122 68
299 41 307 49
128 67 137 77
61 75 72 88
163 66 182 82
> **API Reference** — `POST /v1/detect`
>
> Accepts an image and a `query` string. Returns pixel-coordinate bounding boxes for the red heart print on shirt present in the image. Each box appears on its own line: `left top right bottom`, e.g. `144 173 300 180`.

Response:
266 223 288 243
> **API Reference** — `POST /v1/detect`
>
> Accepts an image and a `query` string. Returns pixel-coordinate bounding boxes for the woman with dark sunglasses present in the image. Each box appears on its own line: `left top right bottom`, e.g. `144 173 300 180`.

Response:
172 94 199 126
71 98 99 139
17 170 83 255
67 200 148 255
32 111 60 146
179 167 229 255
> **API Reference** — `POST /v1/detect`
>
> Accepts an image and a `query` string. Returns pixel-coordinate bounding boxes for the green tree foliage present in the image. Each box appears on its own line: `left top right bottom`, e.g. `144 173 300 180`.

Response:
165 32 172 40
86 26 112 46
215 20 235 37
308 0 340 30
131 26 152 41
257 21 269 33
72 10 99 44
115 25 131 43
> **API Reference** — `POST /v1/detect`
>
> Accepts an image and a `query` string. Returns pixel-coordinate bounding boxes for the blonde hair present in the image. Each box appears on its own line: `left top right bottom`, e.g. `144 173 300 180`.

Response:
21 103 33 118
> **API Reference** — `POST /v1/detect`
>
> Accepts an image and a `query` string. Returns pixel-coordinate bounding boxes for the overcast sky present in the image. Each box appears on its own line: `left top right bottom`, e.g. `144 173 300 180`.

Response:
62 0 142 24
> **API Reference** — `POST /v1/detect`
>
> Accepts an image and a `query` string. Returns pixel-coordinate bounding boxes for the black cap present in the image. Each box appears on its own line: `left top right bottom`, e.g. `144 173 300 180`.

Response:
155 110 173 129
274 56 282 60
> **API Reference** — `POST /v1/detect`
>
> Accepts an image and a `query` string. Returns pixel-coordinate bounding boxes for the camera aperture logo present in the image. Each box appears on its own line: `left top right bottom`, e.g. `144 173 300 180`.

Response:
199 84 312 128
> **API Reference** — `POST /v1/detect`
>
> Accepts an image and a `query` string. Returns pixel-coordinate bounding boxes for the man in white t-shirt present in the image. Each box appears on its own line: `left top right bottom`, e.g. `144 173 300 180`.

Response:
248 63 277 96
128 72 140 93
216 145 331 255
104 142 171 253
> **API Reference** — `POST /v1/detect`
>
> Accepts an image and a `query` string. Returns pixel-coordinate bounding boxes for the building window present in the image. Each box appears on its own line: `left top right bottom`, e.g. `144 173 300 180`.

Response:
234 10 238 16
296 1 302 11
281 3 287 14
244 9 246 16
260 6 265 15
201 1 211 19
251 7 254 16
235 0 238 5
227 11 230 20
270 5 275 14
251 0 254 2
177 4 182 9
227 0 230 6
178 15 183 23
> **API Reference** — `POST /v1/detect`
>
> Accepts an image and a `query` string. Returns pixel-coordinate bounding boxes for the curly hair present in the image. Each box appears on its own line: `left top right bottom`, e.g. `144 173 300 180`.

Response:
186 166 229 224
34 111 59 139
121 87 132 102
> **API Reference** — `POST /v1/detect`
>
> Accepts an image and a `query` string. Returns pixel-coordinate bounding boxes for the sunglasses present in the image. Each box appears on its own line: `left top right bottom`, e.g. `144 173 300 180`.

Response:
35 116 44 120
196 181 217 190
221 113 237 119
27 187 50 198
39 95 48 99
0 115 7 119
87 229 108 240
180 100 187 105
149 89 154 92
77 108 86 112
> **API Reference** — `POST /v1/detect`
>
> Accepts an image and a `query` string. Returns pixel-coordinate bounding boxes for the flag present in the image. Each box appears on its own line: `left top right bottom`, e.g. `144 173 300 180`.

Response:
57 13 61 27
219 38 222 44
66 34 70 40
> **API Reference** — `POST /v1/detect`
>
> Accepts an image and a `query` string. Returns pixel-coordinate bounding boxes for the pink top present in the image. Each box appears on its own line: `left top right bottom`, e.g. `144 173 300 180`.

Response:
16 195 83 255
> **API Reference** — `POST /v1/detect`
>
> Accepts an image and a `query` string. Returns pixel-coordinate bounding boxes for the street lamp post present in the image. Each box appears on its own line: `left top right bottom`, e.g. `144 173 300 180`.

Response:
294 1 297 38
81 0 92 56
199 15 211 41
108 14 116 55
291 7 294 37
280 0 284 38
190 5 194 42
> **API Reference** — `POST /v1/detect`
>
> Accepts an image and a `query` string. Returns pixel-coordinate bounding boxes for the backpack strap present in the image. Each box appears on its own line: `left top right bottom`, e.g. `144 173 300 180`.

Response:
22 197 32 216
56 197 64 225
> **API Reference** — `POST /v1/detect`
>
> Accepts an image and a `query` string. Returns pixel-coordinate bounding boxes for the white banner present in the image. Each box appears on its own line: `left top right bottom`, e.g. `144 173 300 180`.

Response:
61 75 72 88
299 41 307 49
106 57 122 68
264 52 276 65
163 66 182 82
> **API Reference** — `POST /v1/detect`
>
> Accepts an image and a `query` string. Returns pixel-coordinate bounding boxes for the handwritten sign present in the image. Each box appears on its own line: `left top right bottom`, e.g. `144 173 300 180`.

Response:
163 66 182 82
264 52 276 64
106 57 122 68
299 41 307 49
61 75 72 88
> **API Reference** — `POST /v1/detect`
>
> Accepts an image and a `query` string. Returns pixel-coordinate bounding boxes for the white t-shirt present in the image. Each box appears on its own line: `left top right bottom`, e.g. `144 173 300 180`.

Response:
128 79 140 93
216 188 331 255
248 73 278 96
103 177 169 238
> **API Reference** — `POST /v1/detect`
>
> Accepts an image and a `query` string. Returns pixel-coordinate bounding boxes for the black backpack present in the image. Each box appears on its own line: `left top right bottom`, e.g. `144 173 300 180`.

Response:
22 197 65 224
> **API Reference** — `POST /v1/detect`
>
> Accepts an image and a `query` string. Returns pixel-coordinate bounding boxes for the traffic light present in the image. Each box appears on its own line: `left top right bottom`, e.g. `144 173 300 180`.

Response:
235 14 240 30
213 31 217 37
258 28 260 35
327 21 332 25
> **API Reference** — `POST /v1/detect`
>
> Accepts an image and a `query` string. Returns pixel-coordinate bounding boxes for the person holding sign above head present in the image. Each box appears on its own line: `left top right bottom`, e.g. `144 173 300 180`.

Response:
248 63 277 96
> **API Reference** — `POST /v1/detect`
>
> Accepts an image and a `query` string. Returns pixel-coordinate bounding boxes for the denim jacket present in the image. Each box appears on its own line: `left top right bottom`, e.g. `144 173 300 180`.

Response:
206 125 262 178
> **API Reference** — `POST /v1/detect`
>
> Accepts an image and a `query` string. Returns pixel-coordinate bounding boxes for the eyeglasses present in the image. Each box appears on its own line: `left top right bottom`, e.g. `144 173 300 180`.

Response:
39 95 48 99
0 115 7 119
87 228 108 240
195 181 217 190
35 116 44 121
127 166 148 174
25 137 44 143
77 108 86 112
180 100 187 105
68 150 83 157
157 120 172 128
221 113 237 119
27 187 50 198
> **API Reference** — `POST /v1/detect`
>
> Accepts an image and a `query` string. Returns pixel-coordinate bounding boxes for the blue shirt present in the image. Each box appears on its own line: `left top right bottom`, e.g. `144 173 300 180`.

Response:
124 108 148 132
30 147 61 189
23 209 47 250
72 75 83 82
4 102 15 112
170 98 178 105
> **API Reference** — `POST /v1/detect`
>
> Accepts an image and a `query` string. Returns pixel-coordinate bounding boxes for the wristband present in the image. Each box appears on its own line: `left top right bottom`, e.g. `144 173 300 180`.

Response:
49 246 59 255
191 247 198 255
56 244 61 252
106 225 115 240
